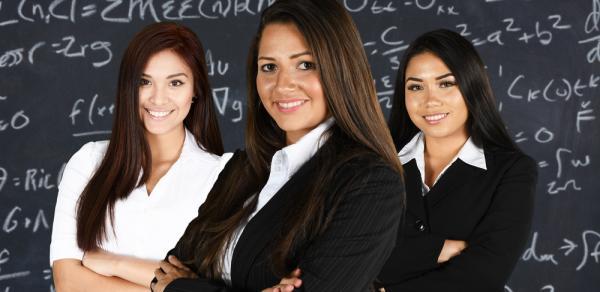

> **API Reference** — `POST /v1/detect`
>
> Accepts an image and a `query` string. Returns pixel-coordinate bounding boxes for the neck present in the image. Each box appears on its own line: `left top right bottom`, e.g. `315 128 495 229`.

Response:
146 126 186 163
423 133 468 162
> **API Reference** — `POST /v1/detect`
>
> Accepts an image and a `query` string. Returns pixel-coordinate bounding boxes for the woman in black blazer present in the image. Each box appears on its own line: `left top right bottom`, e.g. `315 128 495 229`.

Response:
150 1 405 291
377 29 538 292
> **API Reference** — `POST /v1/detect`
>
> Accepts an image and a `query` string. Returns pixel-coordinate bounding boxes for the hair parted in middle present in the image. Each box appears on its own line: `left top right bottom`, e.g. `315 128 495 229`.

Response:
388 28 518 152
75 22 224 252
177 0 404 279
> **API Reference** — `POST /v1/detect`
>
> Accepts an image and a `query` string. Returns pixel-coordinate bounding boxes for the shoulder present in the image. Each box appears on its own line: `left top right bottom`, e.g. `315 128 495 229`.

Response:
58 141 108 196
485 147 537 174
333 151 404 191
64 141 108 174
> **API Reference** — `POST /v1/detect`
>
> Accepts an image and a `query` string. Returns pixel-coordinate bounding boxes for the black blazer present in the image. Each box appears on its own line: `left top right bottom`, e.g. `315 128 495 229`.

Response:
377 147 537 292
166 146 404 292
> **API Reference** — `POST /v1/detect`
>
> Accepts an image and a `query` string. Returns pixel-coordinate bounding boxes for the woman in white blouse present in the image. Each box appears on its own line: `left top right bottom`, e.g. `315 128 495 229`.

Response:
50 22 230 292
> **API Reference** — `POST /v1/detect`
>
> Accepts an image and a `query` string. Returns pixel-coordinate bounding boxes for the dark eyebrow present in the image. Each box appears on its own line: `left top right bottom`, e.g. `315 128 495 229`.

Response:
406 77 423 82
435 73 454 80
167 73 188 79
258 51 312 61
141 73 188 79
290 51 312 59
258 56 275 61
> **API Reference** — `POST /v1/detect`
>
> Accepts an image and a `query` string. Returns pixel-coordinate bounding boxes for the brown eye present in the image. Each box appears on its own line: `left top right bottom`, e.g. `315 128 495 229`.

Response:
139 78 151 86
298 61 315 70
406 84 422 91
170 80 184 87
260 64 277 72
440 81 456 88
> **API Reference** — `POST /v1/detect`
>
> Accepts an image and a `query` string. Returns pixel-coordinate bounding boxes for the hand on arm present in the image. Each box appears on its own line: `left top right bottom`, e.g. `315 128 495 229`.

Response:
262 268 302 292
151 256 198 292
384 156 537 292
437 240 468 263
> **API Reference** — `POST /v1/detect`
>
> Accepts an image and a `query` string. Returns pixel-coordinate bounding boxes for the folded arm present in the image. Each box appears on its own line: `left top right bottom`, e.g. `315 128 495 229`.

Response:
384 156 537 292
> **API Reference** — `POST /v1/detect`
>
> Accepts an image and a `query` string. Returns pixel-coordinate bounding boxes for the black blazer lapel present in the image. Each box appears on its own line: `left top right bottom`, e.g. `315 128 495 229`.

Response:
427 160 484 207
230 155 318 287
403 160 427 220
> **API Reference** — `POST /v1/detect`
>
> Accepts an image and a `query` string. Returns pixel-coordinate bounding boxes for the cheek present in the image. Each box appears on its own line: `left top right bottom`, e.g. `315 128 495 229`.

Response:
404 95 419 115
256 75 274 99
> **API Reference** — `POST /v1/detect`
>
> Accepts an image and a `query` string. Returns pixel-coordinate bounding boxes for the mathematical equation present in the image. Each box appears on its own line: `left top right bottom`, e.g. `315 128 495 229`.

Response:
0 165 64 193
0 96 30 133
0 35 112 69
0 0 276 25
521 230 600 271
0 248 52 292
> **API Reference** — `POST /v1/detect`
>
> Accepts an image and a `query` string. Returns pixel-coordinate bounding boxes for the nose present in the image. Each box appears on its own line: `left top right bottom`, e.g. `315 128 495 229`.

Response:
274 69 296 94
424 86 442 108
149 83 169 105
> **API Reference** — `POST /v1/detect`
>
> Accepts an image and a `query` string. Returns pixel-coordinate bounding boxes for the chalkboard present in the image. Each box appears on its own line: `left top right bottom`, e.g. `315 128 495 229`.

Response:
1 0 598 291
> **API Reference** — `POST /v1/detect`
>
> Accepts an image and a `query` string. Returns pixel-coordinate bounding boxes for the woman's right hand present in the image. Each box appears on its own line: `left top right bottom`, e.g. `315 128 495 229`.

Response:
262 268 302 292
437 239 468 263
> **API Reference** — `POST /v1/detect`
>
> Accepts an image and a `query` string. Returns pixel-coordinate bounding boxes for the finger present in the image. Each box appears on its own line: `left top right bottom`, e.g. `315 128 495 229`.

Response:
290 268 301 277
154 268 165 279
159 260 176 273
167 255 191 271
279 278 299 285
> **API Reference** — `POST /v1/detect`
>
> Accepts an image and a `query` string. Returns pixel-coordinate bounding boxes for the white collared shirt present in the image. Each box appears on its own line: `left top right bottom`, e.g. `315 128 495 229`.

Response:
221 118 334 283
398 132 487 195
50 129 233 265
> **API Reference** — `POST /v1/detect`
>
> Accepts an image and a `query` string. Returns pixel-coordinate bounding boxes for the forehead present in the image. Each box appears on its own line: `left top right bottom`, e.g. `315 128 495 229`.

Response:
405 52 452 76
258 23 310 55
144 49 191 74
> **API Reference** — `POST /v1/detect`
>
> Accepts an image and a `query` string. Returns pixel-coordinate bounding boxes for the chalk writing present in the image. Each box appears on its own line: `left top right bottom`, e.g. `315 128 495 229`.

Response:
212 87 243 123
0 36 112 69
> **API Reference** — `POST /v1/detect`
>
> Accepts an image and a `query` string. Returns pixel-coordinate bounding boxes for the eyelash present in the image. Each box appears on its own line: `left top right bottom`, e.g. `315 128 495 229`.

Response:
140 78 151 86
439 80 456 88
259 61 316 72
406 81 456 91
138 79 185 87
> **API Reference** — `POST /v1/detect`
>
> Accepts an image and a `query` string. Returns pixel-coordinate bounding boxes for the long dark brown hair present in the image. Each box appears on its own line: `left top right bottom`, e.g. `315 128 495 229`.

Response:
178 0 403 278
76 22 224 251
388 29 518 151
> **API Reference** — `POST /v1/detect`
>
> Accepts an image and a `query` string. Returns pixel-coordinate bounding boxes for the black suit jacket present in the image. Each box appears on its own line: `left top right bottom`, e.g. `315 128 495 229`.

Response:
377 147 537 292
166 146 405 292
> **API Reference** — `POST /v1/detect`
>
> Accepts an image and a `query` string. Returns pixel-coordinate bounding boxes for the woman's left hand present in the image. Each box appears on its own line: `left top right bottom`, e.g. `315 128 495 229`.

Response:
262 268 302 292
151 256 198 292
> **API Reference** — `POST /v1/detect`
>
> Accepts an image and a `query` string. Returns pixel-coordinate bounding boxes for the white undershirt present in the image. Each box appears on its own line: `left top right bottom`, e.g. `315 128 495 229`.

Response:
221 118 334 283
398 132 487 195
50 129 232 265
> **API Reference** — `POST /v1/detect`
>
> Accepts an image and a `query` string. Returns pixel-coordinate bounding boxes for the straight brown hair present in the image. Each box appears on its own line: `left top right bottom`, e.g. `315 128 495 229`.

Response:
76 22 224 251
178 0 403 279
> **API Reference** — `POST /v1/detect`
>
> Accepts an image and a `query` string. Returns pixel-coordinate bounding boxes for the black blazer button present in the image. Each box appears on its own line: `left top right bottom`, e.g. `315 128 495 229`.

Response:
415 220 426 232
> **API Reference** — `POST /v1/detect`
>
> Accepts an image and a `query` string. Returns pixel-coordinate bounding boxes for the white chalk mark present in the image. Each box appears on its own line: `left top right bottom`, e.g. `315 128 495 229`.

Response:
72 130 111 137
0 271 31 281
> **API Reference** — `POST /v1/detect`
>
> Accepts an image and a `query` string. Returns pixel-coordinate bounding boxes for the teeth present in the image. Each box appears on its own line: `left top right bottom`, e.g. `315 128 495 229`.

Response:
278 100 305 109
147 110 171 118
424 113 448 121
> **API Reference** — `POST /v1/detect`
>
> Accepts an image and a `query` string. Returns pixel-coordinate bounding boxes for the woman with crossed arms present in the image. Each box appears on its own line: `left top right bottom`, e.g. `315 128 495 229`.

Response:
50 22 230 291
149 0 405 291
377 29 538 292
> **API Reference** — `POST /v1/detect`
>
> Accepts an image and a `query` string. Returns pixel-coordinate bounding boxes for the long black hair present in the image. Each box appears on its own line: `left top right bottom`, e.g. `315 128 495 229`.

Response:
388 29 518 152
